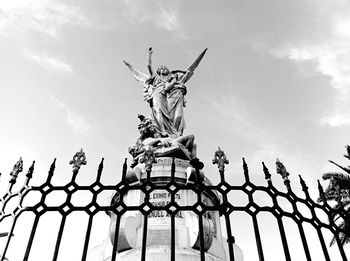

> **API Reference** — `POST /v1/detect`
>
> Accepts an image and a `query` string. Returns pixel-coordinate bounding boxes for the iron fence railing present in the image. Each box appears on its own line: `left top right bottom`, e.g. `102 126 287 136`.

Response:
0 148 348 261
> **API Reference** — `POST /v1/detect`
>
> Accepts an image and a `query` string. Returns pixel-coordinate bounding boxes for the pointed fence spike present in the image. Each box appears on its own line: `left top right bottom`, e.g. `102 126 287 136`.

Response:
26 161 35 179
47 158 56 181
242 157 249 181
122 158 127 181
242 157 247 168
317 179 327 203
318 180 324 193
99 158 105 168
96 158 104 182
298 174 308 192
262 162 271 181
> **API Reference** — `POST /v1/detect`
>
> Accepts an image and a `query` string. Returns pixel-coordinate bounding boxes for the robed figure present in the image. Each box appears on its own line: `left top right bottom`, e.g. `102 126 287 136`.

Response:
123 47 207 138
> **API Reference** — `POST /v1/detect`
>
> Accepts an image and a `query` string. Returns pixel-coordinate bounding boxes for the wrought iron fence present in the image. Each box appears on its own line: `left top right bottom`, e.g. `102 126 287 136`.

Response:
0 148 349 261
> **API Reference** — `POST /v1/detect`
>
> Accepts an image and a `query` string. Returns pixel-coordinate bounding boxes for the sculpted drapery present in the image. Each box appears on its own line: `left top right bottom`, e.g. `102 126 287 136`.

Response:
123 47 206 138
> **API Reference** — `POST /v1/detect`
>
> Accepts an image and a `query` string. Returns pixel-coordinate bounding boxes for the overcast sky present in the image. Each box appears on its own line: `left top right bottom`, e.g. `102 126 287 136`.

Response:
1 0 350 260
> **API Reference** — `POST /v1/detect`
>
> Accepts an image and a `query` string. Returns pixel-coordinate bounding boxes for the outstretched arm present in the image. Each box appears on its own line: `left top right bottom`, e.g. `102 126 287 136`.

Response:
147 47 154 76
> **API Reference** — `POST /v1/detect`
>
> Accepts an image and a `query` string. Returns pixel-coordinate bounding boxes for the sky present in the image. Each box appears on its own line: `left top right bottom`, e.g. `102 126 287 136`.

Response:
1 0 350 260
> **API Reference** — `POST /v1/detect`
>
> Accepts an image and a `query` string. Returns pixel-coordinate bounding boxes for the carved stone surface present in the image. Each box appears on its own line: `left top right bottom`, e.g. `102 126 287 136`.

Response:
128 115 197 167
124 48 207 137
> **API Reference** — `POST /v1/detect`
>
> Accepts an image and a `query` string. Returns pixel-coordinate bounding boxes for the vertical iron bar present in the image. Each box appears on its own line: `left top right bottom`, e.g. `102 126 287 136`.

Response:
111 158 127 261
81 158 104 261
81 217 94 261
213 148 234 261
196 183 205 261
252 215 265 261
1 161 35 260
23 159 56 261
220 169 234 261
297 223 312 261
23 218 40 261
110 215 122 261
52 162 82 261
141 213 149 261
316 228 331 261
276 218 291 261
295 175 312 261
314 181 331 261
170 158 176 261
333 231 348 261
223 213 235 261
52 216 68 261
0 216 19 261
170 214 175 261
198 210 205 261
141 164 152 261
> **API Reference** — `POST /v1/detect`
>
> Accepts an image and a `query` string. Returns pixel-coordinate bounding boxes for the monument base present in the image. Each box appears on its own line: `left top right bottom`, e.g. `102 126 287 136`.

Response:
104 246 225 261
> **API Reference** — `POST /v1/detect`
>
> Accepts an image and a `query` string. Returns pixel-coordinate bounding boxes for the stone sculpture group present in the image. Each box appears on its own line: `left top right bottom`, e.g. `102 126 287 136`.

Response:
124 47 207 169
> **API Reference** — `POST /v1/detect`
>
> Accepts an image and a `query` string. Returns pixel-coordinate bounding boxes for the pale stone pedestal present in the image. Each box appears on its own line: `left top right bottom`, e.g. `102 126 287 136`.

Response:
105 246 225 261
90 154 244 261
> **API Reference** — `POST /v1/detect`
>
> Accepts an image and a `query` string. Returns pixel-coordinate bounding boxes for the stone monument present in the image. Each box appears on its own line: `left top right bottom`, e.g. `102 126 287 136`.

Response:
89 48 244 261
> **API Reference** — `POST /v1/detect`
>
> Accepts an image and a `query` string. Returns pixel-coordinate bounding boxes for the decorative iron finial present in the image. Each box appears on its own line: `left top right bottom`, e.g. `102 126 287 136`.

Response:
262 162 271 181
10 157 23 184
139 146 156 172
275 158 290 181
212 147 229 172
69 148 87 172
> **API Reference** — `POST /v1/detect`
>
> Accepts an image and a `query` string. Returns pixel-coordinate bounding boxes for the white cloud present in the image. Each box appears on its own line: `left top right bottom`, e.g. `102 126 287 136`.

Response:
65 108 94 135
50 94 95 135
22 48 73 74
266 13 350 127
122 0 185 38
320 113 350 127
0 0 87 38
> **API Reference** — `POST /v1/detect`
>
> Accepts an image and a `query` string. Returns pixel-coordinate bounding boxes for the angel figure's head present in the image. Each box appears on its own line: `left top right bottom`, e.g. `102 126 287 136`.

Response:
156 65 170 76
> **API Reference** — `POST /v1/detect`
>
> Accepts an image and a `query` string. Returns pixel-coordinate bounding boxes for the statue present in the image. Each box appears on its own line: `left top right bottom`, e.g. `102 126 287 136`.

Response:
123 47 207 137
128 114 203 169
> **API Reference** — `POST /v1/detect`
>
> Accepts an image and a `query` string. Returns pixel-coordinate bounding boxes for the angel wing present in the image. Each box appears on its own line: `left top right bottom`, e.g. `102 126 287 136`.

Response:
178 48 207 85
123 60 153 102
123 60 150 86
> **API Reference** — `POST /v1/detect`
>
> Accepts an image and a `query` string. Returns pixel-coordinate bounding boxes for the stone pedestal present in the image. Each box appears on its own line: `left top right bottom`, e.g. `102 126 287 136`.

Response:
97 154 244 261
106 247 224 261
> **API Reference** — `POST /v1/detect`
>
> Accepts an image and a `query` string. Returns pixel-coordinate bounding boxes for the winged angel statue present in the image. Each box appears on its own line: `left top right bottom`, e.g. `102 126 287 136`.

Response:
123 47 207 138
